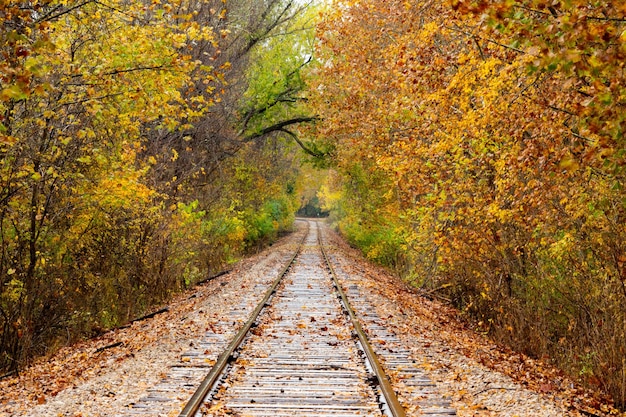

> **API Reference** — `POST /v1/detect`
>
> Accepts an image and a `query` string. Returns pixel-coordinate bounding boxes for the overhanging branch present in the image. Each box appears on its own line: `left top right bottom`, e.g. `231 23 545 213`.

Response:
280 128 324 158
242 116 323 157
242 116 318 141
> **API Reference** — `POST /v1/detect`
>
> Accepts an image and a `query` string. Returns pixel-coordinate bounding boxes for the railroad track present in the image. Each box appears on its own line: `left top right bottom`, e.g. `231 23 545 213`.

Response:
127 219 456 416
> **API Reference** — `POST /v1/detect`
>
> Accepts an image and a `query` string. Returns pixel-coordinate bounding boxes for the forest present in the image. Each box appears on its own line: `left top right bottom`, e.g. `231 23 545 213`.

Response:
1 0 625 411
309 0 626 409
0 0 316 377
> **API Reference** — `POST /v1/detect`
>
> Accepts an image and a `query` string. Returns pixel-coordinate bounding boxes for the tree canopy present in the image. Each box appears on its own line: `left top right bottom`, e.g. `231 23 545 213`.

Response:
308 0 626 408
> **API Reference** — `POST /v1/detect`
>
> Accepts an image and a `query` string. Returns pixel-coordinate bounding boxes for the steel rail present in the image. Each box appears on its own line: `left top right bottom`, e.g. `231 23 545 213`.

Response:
317 222 407 417
179 222 309 417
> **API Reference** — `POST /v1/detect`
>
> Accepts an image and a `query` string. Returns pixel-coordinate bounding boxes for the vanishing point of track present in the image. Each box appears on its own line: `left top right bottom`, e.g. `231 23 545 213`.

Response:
133 219 457 416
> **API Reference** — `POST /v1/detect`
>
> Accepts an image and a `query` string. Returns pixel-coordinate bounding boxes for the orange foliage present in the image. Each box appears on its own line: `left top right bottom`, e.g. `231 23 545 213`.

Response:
311 0 626 409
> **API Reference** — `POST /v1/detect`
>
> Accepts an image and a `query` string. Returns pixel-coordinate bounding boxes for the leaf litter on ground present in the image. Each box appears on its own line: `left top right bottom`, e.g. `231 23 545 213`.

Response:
1 221 622 417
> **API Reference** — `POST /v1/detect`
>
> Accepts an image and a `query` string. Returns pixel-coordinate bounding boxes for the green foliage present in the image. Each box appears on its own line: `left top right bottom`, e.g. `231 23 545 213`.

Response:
342 220 405 267
242 195 297 249
239 4 315 120
320 163 407 270
237 2 320 156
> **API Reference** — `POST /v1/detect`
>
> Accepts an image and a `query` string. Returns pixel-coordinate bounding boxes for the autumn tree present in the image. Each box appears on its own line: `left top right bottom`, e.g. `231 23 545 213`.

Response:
0 0 317 373
310 0 626 408
0 0 201 370
142 0 317 198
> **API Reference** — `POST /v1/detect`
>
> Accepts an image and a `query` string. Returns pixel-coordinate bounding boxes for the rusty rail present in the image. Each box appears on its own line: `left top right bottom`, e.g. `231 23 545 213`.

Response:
180 219 408 416
178 222 308 417
317 222 407 417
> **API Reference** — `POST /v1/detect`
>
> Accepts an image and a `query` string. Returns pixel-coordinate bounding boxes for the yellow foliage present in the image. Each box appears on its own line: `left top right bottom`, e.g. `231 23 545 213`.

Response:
309 0 626 405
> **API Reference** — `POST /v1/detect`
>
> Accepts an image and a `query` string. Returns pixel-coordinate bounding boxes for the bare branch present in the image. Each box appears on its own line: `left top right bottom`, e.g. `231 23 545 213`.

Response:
278 128 324 158
35 1 95 23
242 116 319 142
241 116 324 158
449 24 526 54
